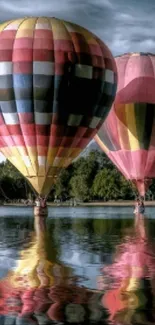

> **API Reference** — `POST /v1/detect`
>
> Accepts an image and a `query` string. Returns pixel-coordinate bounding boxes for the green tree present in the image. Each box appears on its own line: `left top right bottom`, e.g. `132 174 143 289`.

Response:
70 152 100 201
0 161 27 199
91 151 115 170
120 176 135 199
54 169 71 200
92 168 122 201
70 174 90 201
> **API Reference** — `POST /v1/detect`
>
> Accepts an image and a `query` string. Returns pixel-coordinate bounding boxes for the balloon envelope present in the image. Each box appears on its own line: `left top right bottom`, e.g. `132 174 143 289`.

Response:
0 17 117 195
95 52 155 196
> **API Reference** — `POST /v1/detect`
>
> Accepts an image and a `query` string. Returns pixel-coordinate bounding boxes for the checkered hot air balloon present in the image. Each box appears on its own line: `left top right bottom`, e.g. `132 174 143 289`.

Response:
95 52 155 197
0 17 117 196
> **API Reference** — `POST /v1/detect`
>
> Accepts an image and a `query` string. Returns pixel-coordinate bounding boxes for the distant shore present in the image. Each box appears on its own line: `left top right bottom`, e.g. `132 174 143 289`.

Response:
49 200 155 207
1 200 155 207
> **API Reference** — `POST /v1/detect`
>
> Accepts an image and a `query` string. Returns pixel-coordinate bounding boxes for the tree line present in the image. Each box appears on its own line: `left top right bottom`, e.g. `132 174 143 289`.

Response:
0 151 155 202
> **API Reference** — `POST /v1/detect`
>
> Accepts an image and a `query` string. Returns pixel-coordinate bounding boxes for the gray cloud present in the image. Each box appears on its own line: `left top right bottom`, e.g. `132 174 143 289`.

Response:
0 0 154 56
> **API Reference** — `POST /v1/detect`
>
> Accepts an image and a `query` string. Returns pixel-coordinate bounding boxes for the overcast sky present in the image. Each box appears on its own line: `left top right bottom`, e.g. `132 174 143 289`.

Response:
0 0 154 162
0 0 154 56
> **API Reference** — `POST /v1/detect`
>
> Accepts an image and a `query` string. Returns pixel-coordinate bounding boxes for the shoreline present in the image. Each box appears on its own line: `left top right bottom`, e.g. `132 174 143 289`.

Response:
1 200 155 207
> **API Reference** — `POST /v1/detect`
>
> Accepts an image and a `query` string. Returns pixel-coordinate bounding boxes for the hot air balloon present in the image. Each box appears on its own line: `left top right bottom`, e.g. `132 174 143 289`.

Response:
95 52 155 200
0 17 117 213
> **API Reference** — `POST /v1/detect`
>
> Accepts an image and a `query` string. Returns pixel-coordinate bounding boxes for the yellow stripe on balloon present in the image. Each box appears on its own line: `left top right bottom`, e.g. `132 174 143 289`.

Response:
125 103 139 150
36 17 50 26
42 176 57 196
26 146 39 175
70 148 83 158
50 18 71 41
115 103 130 150
16 146 27 156
94 135 109 154
0 147 13 159
38 166 46 177
46 148 59 170
7 147 29 173
62 20 82 34
62 158 73 168
8 157 28 176
26 176 43 194
4 145 38 176
16 18 37 38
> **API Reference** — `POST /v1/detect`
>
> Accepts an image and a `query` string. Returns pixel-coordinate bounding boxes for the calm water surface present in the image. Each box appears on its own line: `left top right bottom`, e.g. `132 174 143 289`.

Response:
0 206 155 324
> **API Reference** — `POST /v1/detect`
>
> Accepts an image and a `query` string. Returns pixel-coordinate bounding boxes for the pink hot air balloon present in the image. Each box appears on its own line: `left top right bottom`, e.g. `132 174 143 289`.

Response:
95 52 155 197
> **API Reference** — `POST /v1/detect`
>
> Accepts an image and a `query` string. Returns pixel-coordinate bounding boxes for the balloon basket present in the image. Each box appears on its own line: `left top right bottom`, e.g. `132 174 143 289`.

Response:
34 206 48 217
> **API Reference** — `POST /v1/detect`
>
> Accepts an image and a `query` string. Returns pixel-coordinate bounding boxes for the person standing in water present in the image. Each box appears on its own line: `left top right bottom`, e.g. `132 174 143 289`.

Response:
134 198 145 215
41 197 47 208
35 196 47 208
35 196 41 207
139 198 145 214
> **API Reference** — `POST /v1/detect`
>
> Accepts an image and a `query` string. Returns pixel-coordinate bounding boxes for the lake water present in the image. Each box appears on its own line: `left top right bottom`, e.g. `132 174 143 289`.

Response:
0 206 155 324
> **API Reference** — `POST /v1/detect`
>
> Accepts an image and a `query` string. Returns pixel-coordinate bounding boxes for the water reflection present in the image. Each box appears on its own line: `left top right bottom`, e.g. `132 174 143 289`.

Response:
0 212 154 324
102 213 155 324
0 216 108 324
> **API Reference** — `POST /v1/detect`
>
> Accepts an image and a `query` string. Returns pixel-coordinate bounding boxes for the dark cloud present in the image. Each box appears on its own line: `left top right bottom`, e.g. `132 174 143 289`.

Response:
0 0 154 56
131 35 155 44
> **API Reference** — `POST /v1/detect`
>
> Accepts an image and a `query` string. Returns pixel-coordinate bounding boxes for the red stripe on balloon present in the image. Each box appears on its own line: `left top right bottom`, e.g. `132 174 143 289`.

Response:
34 29 53 39
36 125 50 136
55 63 65 75
0 138 7 147
50 125 65 137
33 38 54 50
7 125 22 135
0 38 14 50
18 113 34 124
0 30 16 39
23 136 36 146
70 32 90 54
36 135 49 146
73 127 87 138
76 138 90 148
2 136 14 146
0 125 10 136
0 50 12 61
13 49 33 62
53 40 73 52
33 49 54 61
55 51 67 64
49 136 64 147
20 124 36 135
37 146 48 155
14 37 33 49
12 135 25 146
0 114 4 125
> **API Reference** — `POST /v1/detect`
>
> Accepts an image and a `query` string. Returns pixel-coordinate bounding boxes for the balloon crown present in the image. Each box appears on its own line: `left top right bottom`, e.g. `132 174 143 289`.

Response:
116 52 155 58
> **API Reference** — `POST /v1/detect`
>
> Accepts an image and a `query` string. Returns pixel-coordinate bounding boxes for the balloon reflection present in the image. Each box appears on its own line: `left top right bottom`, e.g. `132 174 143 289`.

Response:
101 213 155 325
1 214 155 324
0 215 107 324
